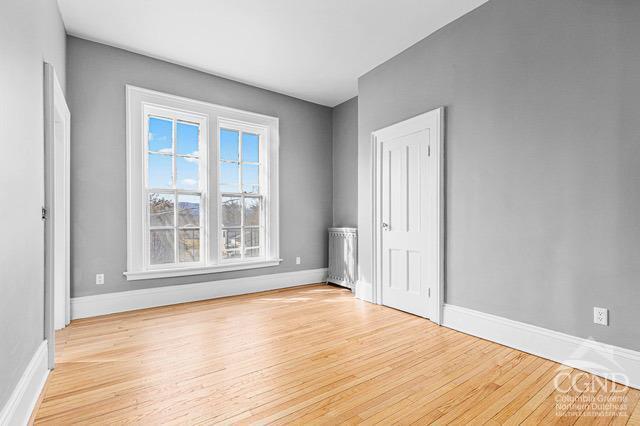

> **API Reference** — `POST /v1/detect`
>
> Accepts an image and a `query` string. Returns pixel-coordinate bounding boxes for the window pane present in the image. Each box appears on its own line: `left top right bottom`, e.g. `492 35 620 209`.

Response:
220 162 239 193
223 250 241 260
176 121 199 156
220 128 239 161
148 117 172 153
150 229 174 264
176 157 199 190
242 164 259 193
178 195 199 227
222 228 241 259
242 133 259 162
244 197 261 226
221 196 241 226
149 193 174 226
244 227 260 248
179 229 200 262
244 247 260 258
148 153 173 188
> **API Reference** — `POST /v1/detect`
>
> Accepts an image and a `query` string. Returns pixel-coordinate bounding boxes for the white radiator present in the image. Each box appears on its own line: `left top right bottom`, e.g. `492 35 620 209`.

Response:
328 227 357 290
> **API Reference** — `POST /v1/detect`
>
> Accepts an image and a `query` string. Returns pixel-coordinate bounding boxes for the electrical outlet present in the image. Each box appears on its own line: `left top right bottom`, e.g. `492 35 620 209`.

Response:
295 257 301 265
593 307 608 326
96 273 104 285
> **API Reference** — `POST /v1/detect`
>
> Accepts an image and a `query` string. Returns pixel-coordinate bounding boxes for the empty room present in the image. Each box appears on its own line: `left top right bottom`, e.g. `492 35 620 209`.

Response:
2 0 640 424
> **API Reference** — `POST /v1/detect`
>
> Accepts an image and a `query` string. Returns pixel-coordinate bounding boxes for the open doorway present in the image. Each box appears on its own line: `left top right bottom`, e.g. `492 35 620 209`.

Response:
44 62 71 369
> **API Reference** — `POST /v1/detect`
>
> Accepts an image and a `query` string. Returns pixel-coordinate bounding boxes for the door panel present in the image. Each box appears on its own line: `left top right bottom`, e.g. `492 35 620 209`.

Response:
407 142 422 233
380 129 430 317
388 249 406 290
407 251 422 294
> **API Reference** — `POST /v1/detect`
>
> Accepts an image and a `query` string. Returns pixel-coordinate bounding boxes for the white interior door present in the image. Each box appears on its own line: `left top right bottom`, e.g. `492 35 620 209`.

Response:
374 108 443 320
44 62 71 347
53 106 70 330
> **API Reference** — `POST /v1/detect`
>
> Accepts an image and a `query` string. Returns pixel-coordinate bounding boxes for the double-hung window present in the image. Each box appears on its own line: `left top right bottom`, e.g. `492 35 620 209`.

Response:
218 122 266 261
126 86 280 280
145 110 206 267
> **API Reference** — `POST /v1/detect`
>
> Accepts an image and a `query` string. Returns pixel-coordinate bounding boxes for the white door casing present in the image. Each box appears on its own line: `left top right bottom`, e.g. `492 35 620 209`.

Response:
371 108 444 323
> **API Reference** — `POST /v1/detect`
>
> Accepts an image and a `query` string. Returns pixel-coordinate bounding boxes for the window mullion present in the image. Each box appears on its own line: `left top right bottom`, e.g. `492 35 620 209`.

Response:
240 195 245 259
258 134 264 259
172 119 178 265
239 131 244 260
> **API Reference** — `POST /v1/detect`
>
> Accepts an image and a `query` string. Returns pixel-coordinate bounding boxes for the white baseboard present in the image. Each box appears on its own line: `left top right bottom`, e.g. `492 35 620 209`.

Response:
71 268 328 319
443 304 640 389
0 341 49 426
354 280 373 302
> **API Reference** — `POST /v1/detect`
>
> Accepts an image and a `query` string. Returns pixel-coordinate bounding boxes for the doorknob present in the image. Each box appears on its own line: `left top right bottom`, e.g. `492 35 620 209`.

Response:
382 222 390 231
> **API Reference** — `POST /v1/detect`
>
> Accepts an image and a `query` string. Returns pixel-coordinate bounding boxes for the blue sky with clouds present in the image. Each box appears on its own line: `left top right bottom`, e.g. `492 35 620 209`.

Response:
148 118 259 192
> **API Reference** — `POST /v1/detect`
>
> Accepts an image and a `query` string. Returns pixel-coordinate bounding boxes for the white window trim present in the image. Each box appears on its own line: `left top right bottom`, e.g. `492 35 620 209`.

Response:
125 86 280 280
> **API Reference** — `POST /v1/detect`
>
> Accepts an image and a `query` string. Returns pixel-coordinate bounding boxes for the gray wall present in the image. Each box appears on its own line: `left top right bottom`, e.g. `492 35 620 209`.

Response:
358 0 640 350
332 97 358 227
0 0 66 407
67 37 333 297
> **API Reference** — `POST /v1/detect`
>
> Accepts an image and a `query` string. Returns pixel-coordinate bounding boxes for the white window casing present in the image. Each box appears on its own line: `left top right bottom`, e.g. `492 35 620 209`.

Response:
125 86 280 280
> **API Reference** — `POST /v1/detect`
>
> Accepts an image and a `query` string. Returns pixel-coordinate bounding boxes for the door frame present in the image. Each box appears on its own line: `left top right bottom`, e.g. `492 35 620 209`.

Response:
44 62 71 369
370 107 445 324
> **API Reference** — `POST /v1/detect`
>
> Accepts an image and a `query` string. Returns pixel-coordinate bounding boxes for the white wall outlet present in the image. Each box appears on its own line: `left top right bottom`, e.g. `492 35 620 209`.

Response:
295 257 301 265
96 273 105 285
593 307 608 326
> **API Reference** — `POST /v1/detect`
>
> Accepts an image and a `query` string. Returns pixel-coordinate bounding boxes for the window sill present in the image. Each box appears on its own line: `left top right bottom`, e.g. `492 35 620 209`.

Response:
124 259 283 281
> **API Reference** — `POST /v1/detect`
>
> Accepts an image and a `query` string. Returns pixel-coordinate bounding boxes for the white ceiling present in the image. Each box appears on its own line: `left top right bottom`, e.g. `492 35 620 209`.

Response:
58 0 488 107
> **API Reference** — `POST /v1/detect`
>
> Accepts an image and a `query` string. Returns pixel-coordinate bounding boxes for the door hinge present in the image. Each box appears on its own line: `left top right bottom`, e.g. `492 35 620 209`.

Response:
428 288 431 298
428 145 431 157
42 207 48 220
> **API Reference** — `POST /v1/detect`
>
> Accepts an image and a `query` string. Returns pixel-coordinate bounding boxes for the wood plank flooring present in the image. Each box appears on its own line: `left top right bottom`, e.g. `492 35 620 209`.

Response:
34 284 640 425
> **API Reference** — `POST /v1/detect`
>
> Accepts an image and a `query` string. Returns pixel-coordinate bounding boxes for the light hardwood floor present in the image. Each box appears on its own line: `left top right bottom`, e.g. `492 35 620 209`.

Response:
34 284 640 425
